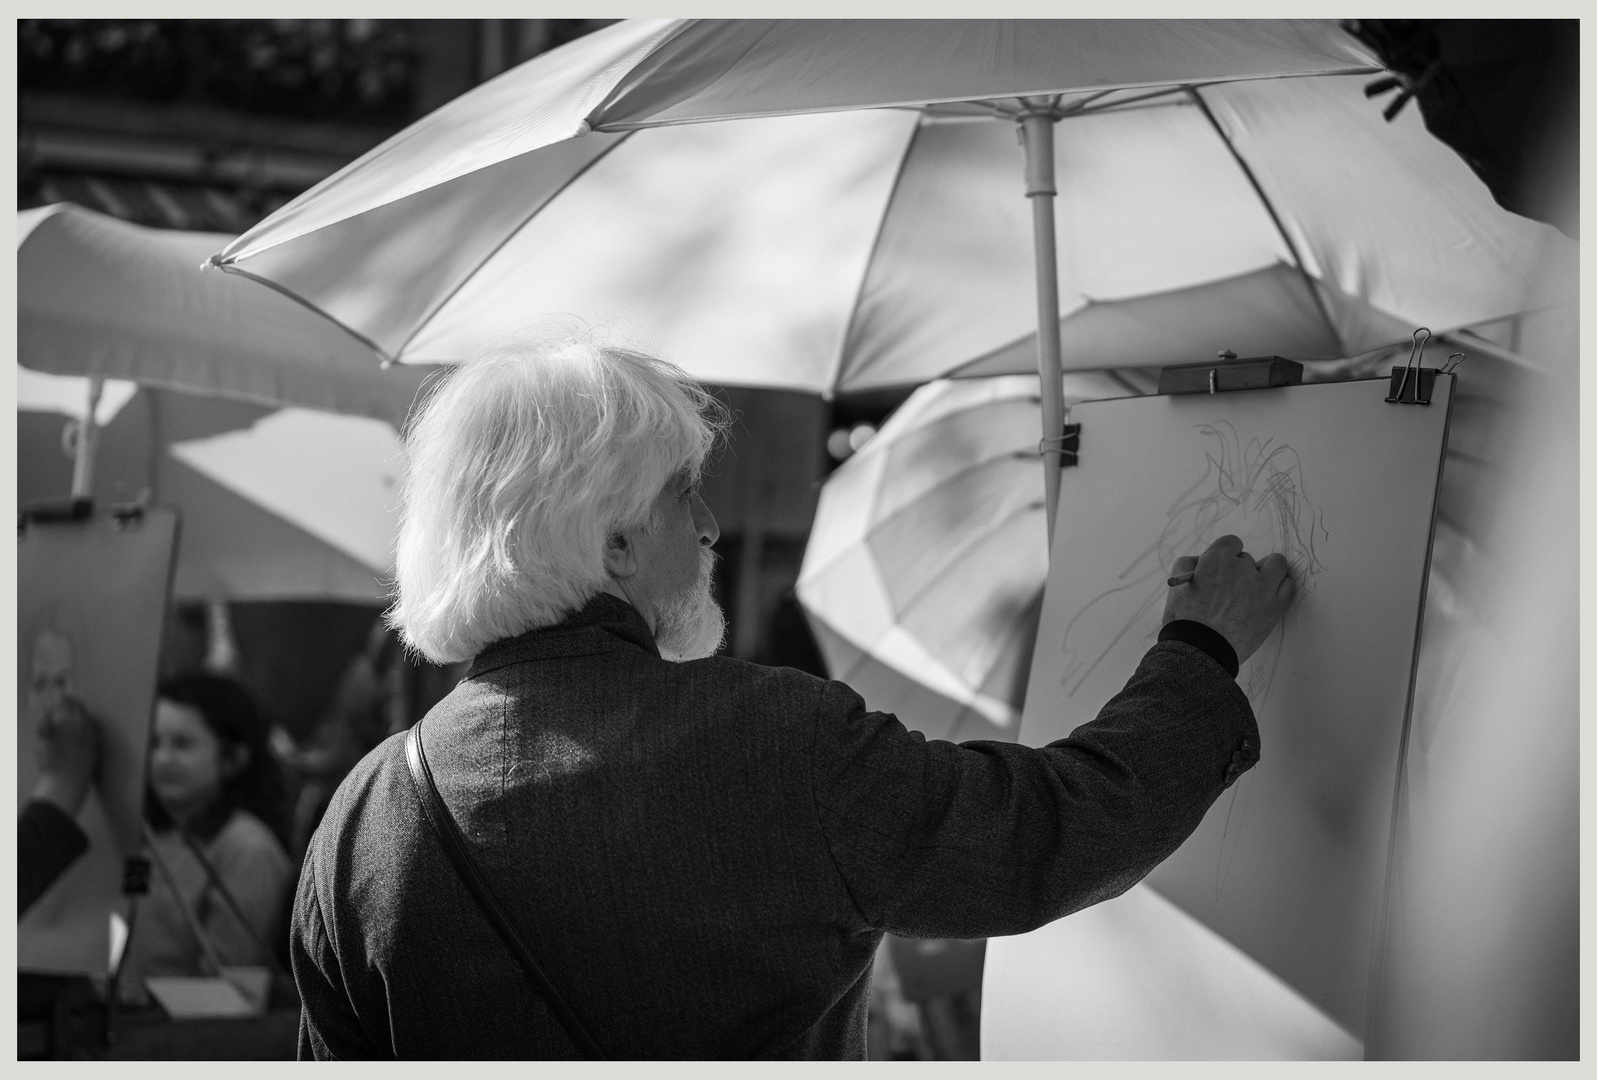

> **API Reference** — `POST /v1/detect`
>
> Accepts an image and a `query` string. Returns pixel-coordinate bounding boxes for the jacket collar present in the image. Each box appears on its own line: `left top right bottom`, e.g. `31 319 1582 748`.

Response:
466 593 660 678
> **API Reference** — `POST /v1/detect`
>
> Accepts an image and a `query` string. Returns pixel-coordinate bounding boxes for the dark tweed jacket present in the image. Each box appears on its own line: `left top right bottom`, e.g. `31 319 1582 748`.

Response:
291 593 1258 1060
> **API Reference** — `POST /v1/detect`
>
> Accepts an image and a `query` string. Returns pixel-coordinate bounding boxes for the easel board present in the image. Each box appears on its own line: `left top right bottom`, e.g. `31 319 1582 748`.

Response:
1016 375 1452 1041
18 507 179 975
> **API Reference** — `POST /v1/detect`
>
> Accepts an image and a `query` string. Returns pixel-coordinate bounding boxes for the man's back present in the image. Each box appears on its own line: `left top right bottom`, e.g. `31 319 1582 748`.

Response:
293 594 1257 1059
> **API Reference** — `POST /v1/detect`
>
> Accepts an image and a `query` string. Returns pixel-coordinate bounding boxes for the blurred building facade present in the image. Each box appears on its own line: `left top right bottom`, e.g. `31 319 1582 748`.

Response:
19 19 614 231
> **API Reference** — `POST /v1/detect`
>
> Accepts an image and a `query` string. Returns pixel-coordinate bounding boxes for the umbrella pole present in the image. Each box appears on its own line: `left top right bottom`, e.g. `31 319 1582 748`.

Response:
1019 101 1066 551
71 376 104 500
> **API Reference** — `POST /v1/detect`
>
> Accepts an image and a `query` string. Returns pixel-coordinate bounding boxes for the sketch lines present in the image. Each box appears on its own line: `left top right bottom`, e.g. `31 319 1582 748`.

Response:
1051 420 1328 899
1057 420 1328 703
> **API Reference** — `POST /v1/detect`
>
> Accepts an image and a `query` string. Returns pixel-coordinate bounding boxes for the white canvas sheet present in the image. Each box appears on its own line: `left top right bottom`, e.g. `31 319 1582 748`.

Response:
18 509 178 974
1015 376 1452 1039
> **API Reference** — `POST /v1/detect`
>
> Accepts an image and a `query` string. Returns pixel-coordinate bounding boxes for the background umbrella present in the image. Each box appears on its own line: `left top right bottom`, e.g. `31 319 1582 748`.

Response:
20 203 435 427
18 204 421 601
796 372 1132 743
166 406 402 583
211 19 1414 538
18 369 399 604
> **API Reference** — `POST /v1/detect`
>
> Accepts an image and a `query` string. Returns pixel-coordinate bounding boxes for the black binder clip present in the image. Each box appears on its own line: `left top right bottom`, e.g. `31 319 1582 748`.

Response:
1387 328 1439 405
110 501 146 531
1039 423 1081 467
1058 423 1080 467
17 496 92 534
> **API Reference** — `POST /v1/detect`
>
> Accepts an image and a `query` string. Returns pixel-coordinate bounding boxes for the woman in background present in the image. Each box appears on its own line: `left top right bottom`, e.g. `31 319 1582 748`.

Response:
119 671 293 994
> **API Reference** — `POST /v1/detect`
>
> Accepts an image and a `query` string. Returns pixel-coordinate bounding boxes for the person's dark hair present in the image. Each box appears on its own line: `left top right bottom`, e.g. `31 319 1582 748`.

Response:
145 670 288 848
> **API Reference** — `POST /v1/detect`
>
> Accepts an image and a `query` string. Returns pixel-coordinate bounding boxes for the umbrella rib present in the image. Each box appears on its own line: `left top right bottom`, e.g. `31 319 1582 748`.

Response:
855 443 1036 587
391 130 639 362
1094 369 1141 397
213 263 396 366
829 114 927 395
593 67 1379 131
1059 85 1187 118
880 491 1045 619
1185 84 1346 358
873 448 1037 529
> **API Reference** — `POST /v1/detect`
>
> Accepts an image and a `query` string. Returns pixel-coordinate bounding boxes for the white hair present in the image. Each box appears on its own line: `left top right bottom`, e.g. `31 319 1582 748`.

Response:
387 332 727 664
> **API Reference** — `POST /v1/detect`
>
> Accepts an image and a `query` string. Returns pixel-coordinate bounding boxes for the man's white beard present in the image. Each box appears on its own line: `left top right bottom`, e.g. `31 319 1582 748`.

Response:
654 546 726 662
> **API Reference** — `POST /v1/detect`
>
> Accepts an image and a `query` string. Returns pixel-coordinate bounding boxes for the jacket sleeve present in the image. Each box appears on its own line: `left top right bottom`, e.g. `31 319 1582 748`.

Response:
291 853 381 1060
809 640 1259 939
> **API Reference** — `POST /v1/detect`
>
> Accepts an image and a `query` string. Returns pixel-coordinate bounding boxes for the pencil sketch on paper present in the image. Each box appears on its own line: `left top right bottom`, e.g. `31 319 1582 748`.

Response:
1056 420 1329 705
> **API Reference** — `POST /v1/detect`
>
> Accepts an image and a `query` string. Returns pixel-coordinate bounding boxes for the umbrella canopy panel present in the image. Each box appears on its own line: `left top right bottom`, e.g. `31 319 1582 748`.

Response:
168 407 403 578
214 60 1566 396
19 383 391 604
19 203 437 428
219 19 1376 267
402 109 916 388
839 73 1570 389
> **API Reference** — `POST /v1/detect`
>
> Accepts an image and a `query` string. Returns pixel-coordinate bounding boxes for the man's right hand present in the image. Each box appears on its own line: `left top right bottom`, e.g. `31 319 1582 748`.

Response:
33 697 101 817
1163 535 1297 666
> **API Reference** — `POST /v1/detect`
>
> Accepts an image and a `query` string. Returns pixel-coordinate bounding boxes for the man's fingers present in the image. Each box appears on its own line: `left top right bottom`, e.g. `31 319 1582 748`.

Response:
1170 555 1199 575
1276 572 1298 601
1207 534 1244 556
1258 552 1291 582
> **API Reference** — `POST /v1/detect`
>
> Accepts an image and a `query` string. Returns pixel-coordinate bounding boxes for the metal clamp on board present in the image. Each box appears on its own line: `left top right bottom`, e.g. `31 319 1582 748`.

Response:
1386 328 1463 405
110 501 146 530
1039 423 1080 467
1157 351 1304 395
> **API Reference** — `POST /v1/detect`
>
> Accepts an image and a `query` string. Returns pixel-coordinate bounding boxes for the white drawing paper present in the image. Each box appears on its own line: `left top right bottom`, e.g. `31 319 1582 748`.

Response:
1018 376 1452 1038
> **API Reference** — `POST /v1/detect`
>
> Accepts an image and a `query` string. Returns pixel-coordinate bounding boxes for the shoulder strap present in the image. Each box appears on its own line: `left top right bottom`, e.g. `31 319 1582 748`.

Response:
404 722 606 1060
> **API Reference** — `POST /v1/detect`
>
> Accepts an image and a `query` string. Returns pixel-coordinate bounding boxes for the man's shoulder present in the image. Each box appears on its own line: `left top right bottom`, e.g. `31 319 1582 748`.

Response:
308 729 414 859
659 653 863 721
334 727 412 805
477 640 859 723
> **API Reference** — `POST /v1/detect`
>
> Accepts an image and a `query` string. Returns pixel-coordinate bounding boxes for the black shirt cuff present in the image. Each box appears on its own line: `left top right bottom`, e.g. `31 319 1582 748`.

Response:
1158 620 1240 678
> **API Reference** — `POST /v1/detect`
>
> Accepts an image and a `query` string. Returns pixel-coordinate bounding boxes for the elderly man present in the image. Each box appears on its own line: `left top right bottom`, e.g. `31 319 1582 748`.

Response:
291 334 1294 1060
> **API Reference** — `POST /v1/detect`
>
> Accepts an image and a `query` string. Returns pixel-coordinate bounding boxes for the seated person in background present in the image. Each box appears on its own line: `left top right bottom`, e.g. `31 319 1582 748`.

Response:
119 671 294 991
19 696 100 916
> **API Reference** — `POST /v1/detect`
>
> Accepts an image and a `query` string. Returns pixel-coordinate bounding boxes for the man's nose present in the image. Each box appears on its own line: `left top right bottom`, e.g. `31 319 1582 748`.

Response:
691 492 720 547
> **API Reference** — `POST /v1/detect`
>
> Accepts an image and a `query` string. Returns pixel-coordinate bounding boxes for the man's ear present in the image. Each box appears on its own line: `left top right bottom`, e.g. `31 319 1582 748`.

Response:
603 530 638 578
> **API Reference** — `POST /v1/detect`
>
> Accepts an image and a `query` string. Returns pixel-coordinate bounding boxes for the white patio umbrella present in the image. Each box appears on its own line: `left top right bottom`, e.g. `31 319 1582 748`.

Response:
18 205 419 601
167 407 403 580
20 203 437 427
210 19 1420 540
18 373 400 604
